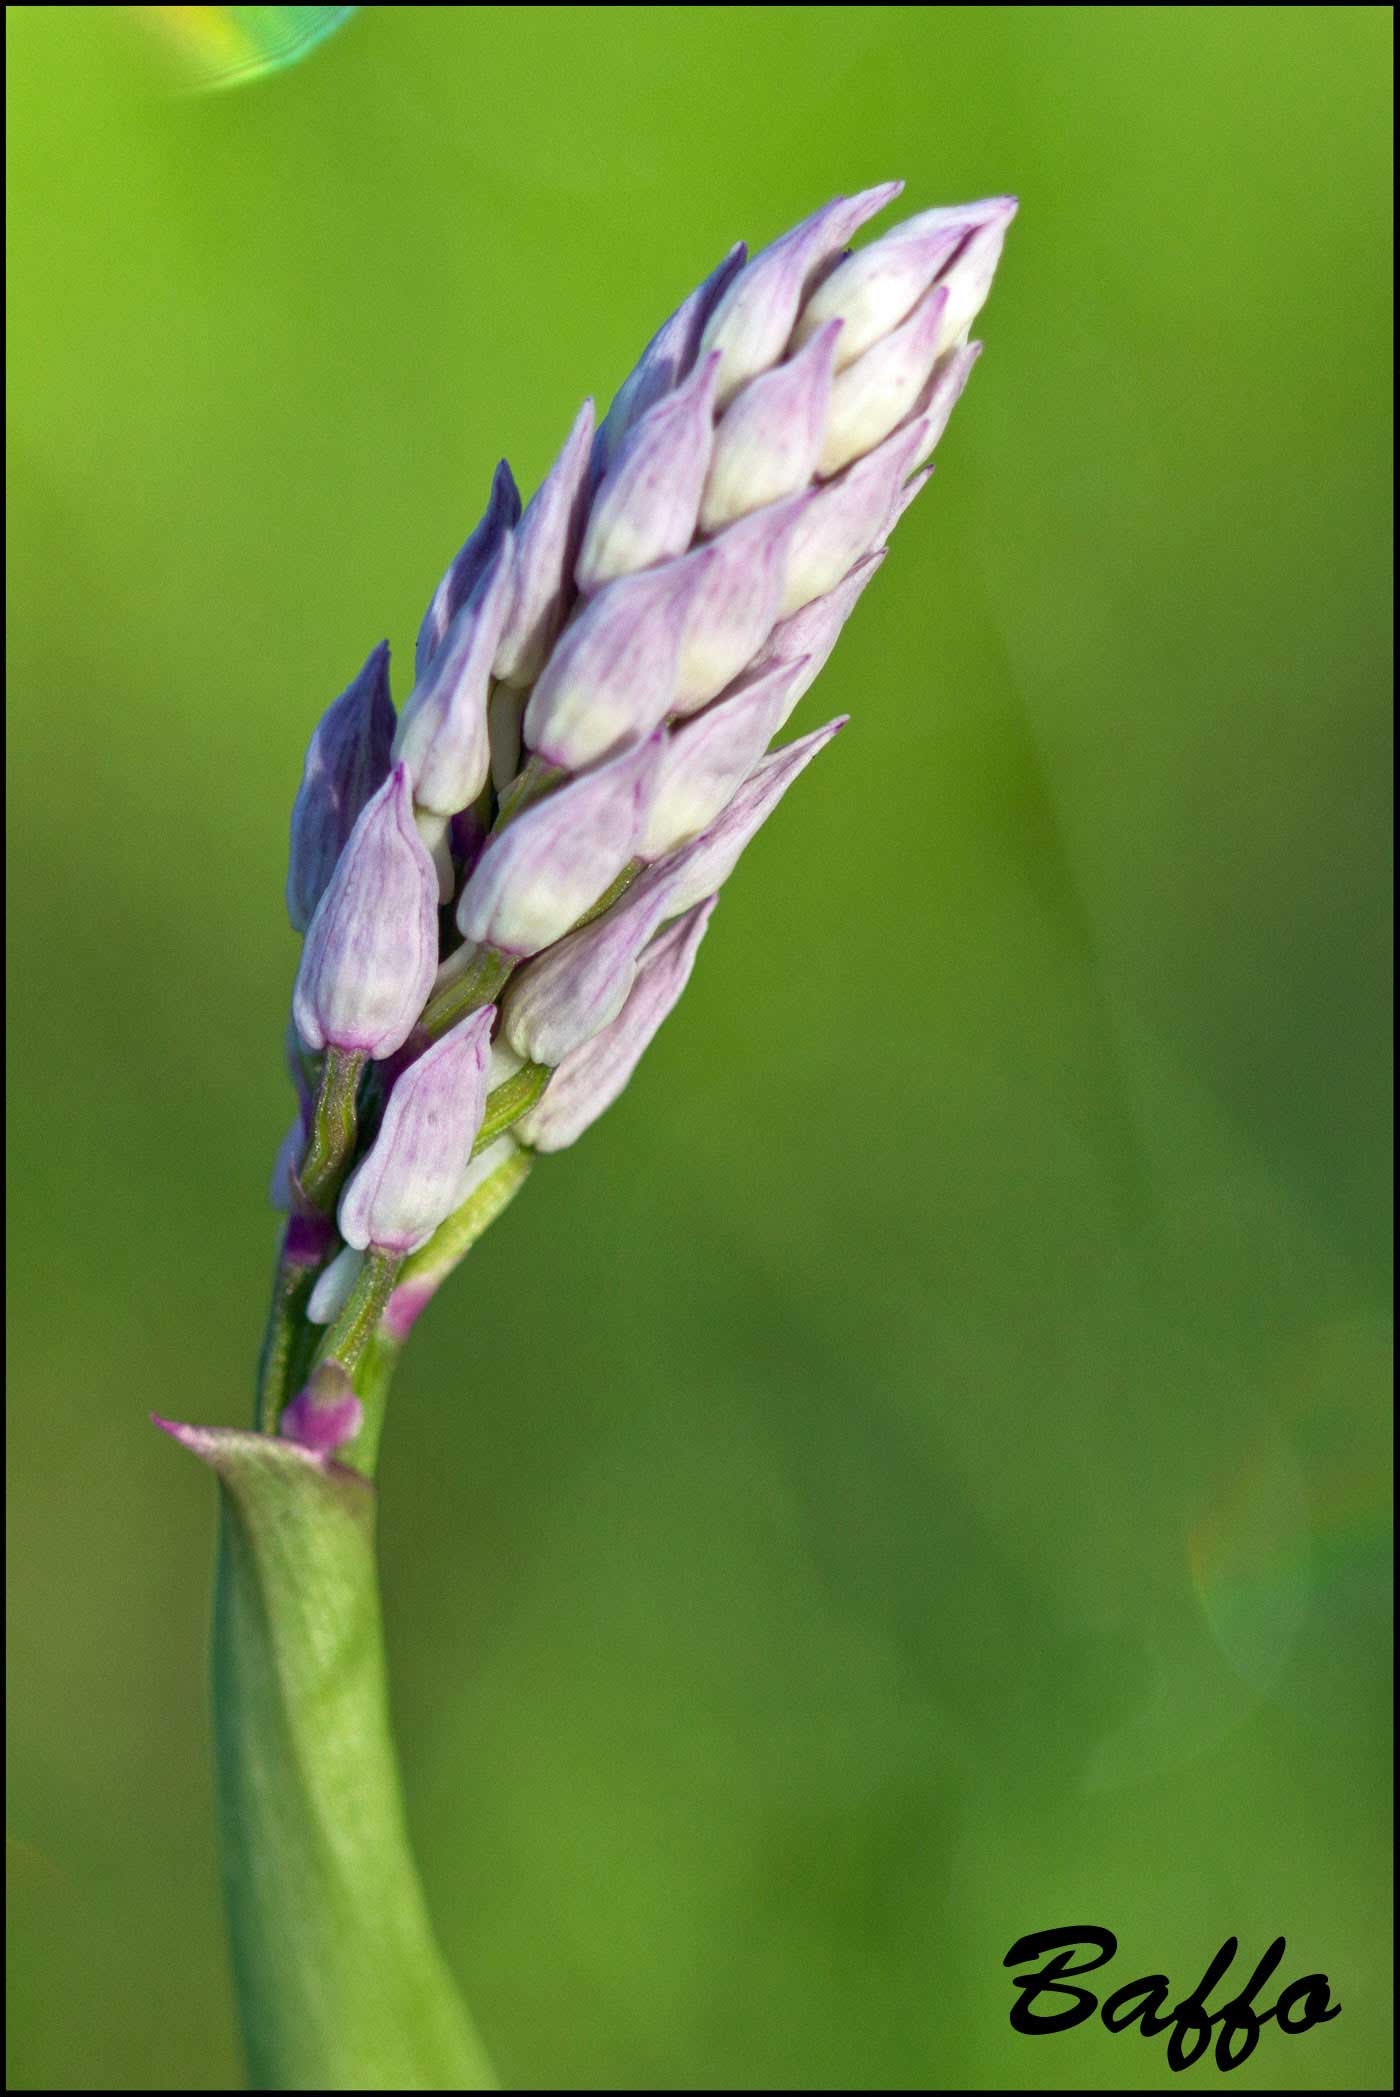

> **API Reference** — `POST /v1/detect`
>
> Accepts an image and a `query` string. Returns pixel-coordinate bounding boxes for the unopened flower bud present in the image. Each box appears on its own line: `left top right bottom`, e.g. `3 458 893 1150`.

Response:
493 399 595 688
393 536 515 817
781 419 927 615
924 195 1017 347
457 731 664 957
752 551 884 725
501 878 674 1066
700 182 902 408
792 209 972 366
576 352 720 592
285 642 396 935
595 241 747 472
672 493 810 714
514 899 717 1152
636 716 846 919
292 764 438 1058
524 551 716 770
414 459 520 681
699 321 839 534
639 658 802 861
819 282 948 476
338 1006 495 1254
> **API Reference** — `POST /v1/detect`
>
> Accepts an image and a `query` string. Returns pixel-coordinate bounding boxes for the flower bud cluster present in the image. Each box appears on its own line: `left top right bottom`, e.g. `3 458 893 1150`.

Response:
279 181 1012 1299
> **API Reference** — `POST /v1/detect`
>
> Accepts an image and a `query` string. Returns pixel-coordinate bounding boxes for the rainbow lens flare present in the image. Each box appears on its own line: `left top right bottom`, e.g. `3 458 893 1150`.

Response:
133 6 357 92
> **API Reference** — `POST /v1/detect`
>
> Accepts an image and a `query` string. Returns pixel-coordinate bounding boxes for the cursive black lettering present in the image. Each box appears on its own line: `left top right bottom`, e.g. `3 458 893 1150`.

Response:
1004 1926 1341 2072
1004 1927 1116 2034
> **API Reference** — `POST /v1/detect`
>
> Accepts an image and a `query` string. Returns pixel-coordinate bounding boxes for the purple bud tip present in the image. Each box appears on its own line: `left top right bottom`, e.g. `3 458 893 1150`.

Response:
279 1363 365 1458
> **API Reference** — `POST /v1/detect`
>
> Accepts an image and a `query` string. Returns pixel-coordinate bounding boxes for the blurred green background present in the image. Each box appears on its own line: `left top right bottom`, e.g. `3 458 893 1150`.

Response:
6 5 1392 2089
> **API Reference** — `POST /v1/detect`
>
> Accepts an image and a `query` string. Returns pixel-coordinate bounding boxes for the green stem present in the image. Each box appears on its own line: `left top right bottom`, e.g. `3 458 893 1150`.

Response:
299 1048 366 1212
473 1063 549 1151
203 1431 496 2091
421 946 514 1040
315 1251 404 1389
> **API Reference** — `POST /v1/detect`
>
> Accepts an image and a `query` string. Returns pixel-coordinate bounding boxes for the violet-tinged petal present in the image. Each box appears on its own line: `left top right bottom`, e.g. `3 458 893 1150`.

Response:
457 731 664 957
634 716 847 919
639 657 804 861
672 492 811 714
414 460 520 682
338 1005 495 1254
577 352 720 593
699 321 840 534
292 764 438 1059
494 398 596 687
524 552 716 770
279 1361 364 1458
306 1243 365 1324
594 241 747 474
792 211 971 366
514 898 718 1152
929 195 1017 348
501 877 674 1066
699 182 903 409
780 419 927 616
818 282 948 476
751 550 885 725
285 642 396 935
393 536 515 817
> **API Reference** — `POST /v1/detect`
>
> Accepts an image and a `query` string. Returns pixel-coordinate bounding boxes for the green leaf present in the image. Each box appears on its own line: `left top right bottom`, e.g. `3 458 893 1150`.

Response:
160 1422 495 2092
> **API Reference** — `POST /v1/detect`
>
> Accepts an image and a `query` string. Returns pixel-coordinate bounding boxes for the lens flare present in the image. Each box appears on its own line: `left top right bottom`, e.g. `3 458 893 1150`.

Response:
132 6 356 93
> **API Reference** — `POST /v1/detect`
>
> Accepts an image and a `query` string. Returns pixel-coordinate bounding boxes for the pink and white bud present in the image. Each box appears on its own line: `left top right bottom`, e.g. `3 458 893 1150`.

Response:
595 241 746 473
414 459 520 682
639 658 802 861
285 641 396 936
635 716 847 920
699 182 902 409
818 282 948 476
752 551 885 726
292 764 438 1059
493 398 596 688
792 211 971 367
928 195 1017 347
780 419 927 615
501 877 674 1066
699 321 840 534
672 493 810 715
576 352 720 593
514 899 717 1153
393 535 515 817
524 550 716 770
337 1006 495 1254
457 731 664 957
